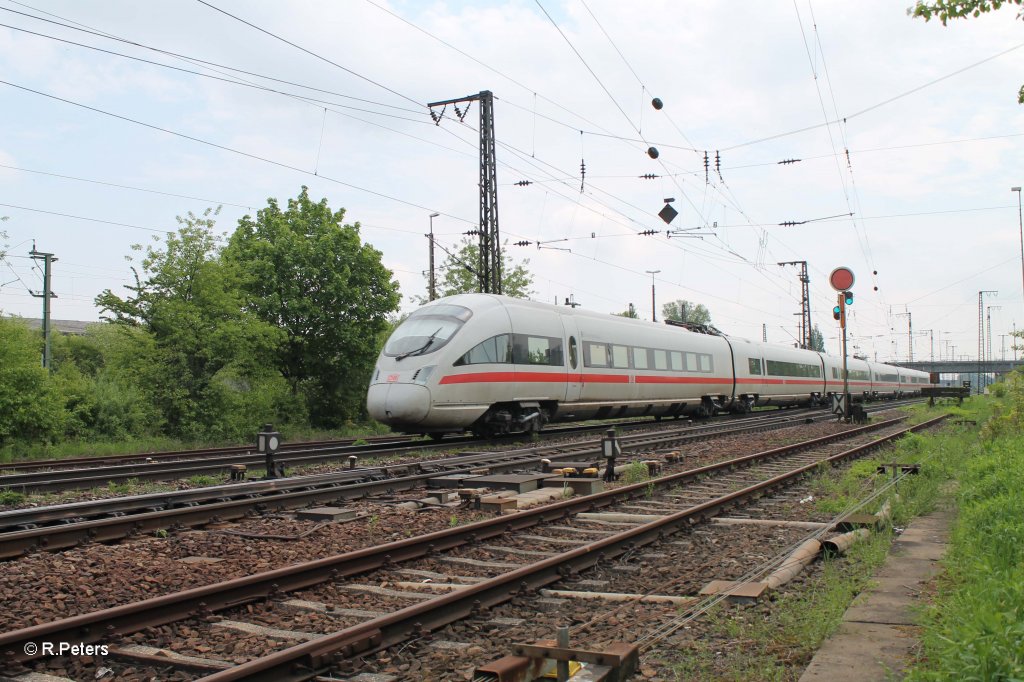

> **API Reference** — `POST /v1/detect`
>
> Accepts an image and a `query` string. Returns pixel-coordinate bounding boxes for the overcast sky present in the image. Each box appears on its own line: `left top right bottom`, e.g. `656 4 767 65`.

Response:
1 0 1022 364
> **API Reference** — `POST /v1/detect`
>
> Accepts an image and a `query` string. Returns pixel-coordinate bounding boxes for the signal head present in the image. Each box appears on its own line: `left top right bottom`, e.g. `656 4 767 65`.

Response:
833 305 842 321
843 291 854 306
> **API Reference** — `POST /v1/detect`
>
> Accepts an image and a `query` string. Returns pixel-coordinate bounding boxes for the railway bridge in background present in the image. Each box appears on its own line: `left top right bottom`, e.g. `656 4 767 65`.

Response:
893 360 1024 375
894 359 1023 393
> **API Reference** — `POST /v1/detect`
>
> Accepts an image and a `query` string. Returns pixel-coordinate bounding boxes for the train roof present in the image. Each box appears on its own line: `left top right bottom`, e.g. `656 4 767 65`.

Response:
420 294 926 376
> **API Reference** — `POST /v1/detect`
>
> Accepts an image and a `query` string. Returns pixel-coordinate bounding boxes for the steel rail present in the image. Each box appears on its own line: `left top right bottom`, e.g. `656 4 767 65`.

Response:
0 408 834 528
0 405 917 557
0 433 421 473
0 414 944 669
201 414 948 682
0 404 882 535
0 402 907 493
0 416 684 481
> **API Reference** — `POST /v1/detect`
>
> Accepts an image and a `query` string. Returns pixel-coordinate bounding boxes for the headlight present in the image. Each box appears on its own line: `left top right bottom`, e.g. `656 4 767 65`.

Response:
413 365 436 384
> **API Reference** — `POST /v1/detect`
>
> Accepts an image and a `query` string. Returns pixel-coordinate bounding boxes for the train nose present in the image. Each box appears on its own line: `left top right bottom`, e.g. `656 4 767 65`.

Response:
367 382 431 426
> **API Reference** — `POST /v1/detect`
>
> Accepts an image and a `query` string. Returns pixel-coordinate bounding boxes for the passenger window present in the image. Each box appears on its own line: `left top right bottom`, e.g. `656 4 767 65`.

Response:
632 347 649 369
684 352 698 371
586 342 609 367
569 336 577 369
612 345 630 368
512 334 564 366
748 358 762 375
699 354 713 372
670 351 683 371
653 349 668 370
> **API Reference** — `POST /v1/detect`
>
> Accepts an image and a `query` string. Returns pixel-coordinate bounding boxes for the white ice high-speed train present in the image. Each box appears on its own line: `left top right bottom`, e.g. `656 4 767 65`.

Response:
367 294 932 438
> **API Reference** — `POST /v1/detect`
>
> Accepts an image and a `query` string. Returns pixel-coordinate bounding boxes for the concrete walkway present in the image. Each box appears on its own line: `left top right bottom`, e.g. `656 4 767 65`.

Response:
798 502 954 682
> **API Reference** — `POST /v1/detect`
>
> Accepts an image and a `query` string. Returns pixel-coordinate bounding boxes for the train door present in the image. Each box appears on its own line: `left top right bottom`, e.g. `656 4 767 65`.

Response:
560 315 582 403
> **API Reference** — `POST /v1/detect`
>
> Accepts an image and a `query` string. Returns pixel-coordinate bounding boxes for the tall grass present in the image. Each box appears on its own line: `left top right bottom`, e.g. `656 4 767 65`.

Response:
0 420 396 464
906 381 1024 680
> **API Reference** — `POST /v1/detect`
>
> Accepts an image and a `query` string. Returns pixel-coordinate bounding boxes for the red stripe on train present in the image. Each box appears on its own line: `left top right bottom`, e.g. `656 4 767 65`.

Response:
438 372 629 385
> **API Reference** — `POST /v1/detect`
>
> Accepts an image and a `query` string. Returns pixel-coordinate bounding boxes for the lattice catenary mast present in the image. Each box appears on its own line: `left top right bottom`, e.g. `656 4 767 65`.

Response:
778 261 811 349
427 91 501 294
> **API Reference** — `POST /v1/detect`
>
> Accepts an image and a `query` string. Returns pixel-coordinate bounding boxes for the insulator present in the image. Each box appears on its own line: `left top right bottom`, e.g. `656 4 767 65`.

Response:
639 173 658 179
515 180 532 186
513 241 531 247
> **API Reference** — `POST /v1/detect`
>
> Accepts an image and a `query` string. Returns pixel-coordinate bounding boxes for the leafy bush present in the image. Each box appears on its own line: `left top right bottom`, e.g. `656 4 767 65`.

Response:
0 317 65 447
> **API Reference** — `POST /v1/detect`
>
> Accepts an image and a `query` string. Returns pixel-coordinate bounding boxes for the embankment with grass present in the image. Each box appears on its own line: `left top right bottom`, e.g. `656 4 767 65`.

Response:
905 378 1024 681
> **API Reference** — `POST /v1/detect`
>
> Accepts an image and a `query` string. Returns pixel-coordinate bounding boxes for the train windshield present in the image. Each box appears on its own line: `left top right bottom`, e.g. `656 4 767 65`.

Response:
383 304 472 359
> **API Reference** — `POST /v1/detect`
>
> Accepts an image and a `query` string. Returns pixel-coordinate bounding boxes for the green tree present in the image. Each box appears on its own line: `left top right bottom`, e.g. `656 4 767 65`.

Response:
0 317 64 446
614 303 639 318
809 324 826 352
225 187 401 426
909 1 1024 102
662 299 713 325
96 208 286 439
49 324 164 440
433 238 533 299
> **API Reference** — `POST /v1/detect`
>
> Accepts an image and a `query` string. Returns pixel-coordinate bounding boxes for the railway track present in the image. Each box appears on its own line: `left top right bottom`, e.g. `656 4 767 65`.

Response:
0 418 677 494
0 412 947 681
0 403 917 559
0 401 922 495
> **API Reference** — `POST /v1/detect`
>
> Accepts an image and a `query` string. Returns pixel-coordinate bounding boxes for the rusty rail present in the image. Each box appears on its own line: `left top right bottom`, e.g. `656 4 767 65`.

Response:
0 414 944 673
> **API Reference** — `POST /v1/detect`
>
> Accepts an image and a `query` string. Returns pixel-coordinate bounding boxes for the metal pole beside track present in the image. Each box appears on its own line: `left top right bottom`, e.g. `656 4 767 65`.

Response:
842 320 850 422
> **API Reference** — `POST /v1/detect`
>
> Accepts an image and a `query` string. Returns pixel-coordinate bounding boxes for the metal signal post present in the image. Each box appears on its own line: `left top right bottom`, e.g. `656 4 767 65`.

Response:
829 267 856 422
836 293 850 422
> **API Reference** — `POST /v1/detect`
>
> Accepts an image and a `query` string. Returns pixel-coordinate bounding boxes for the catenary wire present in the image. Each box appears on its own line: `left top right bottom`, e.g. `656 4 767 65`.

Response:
194 0 423 108
0 79 476 226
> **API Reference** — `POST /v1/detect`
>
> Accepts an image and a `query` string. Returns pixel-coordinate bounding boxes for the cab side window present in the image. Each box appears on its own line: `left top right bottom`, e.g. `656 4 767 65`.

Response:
454 334 511 365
